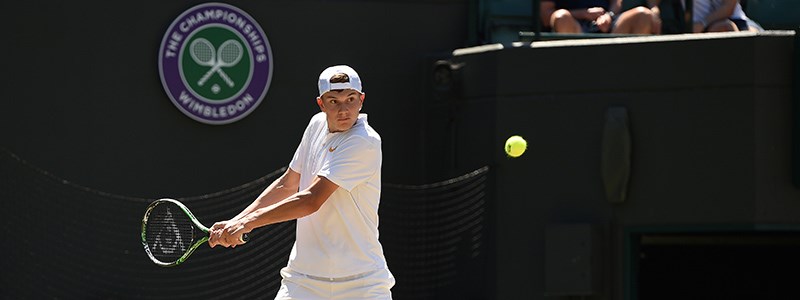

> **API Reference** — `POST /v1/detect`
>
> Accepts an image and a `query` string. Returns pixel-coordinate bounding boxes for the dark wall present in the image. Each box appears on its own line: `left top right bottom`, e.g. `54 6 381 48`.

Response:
0 0 469 197
429 32 799 299
4 1 800 299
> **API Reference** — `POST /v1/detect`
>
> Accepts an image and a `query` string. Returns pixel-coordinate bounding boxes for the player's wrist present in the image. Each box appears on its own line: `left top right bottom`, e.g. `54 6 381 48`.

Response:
239 216 256 232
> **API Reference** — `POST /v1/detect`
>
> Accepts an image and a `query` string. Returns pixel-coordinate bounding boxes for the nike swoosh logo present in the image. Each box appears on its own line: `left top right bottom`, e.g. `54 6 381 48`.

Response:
328 147 337 152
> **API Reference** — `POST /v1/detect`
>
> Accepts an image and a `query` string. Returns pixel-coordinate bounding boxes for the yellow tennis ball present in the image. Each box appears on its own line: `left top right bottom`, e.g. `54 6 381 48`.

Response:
505 135 527 157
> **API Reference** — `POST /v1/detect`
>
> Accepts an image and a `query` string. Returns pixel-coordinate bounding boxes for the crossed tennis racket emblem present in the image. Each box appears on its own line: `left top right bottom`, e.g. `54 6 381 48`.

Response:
189 38 243 88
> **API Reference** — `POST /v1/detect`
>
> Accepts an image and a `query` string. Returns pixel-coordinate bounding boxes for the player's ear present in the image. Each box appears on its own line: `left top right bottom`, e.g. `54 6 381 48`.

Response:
316 97 323 109
360 93 365 102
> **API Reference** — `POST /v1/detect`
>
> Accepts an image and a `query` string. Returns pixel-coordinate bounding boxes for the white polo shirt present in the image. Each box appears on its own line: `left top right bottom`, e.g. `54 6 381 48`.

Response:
287 112 388 278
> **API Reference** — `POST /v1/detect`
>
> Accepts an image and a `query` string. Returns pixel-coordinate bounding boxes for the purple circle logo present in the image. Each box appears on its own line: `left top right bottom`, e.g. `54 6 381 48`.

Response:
159 2 273 125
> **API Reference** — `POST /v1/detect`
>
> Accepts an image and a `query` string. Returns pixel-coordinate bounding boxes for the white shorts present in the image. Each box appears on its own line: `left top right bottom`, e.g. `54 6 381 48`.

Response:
274 267 395 300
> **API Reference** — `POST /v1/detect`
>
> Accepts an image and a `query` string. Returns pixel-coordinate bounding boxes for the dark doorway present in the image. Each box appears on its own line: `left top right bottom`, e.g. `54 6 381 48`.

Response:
632 230 800 300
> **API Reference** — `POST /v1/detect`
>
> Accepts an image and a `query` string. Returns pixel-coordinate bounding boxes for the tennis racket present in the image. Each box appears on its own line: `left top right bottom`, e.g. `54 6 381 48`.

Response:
141 198 249 267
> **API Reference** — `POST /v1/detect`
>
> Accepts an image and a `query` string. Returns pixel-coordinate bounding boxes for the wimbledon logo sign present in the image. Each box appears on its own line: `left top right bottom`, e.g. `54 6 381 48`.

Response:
159 3 273 125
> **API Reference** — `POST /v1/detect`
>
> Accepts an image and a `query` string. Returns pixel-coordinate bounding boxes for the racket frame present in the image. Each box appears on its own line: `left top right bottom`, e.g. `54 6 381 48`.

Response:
141 198 209 267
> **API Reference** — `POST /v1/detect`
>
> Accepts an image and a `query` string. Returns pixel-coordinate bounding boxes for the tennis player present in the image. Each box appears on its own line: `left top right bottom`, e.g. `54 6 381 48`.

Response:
208 65 394 299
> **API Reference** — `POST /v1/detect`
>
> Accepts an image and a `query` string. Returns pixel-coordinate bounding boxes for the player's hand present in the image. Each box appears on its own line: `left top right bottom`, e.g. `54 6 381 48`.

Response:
210 220 250 248
208 221 229 248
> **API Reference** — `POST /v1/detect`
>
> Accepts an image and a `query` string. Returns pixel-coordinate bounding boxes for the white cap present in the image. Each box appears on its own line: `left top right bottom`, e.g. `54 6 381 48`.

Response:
318 65 363 96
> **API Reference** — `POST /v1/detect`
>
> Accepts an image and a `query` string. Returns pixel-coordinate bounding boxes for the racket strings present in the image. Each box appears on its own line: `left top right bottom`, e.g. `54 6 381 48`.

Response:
145 204 196 262
190 39 214 65
219 41 242 65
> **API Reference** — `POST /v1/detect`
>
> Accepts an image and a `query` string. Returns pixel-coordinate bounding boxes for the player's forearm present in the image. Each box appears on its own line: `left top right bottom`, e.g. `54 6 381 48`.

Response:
240 190 321 230
232 173 297 221
233 187 294 221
